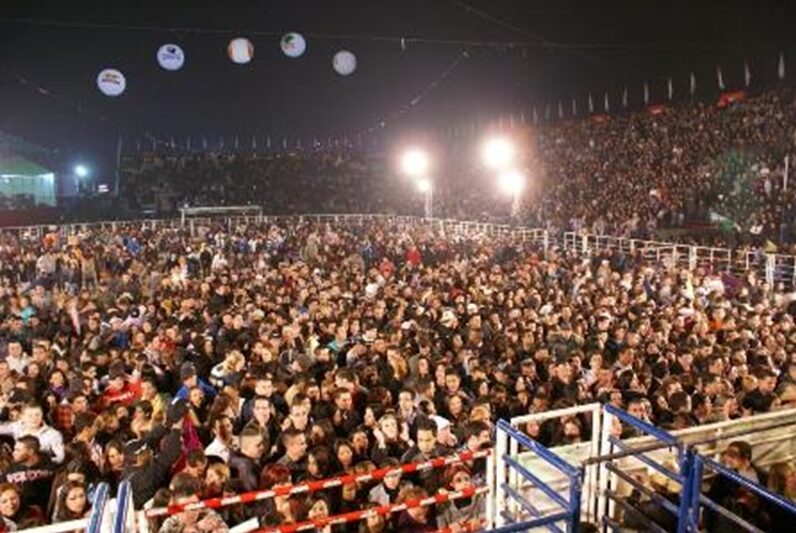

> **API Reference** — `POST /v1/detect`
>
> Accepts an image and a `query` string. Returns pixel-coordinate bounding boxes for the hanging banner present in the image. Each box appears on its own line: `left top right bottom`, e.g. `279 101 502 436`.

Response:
643 83 650 105
667 78 673 101
603 92 609 112
717 90 746 108
622 88 628 108
744 61 751 87
532 107 538 124
690 72 696 95
588 94 594 113
716 65 725 90
571 98 577 116
558 101 564 119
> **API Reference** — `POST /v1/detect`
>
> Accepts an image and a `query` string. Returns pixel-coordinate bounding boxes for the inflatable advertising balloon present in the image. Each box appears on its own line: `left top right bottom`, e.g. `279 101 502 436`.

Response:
157 44 185 71
280 32 307 58
333 50 357 76
96 68 126 96
228 38 254 64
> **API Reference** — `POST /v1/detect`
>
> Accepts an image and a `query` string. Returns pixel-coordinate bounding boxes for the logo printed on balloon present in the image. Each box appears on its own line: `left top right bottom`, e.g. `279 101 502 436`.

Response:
280 32 307 58
157 44 185 71
96 68 126 97
228 37 254 64
333 50 357 76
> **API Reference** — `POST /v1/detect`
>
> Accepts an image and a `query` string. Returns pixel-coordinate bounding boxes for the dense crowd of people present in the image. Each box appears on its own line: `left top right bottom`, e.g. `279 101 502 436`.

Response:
119 87 796 247
0 217 794 531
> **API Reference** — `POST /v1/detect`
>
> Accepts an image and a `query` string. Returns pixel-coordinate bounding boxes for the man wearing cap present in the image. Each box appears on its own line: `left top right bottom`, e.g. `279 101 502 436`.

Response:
175 361 216 402
123 400 186 508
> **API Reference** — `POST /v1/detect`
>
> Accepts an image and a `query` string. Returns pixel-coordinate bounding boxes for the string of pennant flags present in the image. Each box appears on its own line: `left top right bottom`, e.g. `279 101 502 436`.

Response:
127 52 789 156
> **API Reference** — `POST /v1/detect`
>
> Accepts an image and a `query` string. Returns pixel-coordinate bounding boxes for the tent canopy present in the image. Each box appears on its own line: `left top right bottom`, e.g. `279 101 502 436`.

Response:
0 155 52 177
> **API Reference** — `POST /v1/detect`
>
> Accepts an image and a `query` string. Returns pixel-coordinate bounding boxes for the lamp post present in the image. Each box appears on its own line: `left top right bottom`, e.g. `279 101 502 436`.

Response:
400 148 433 219
498 169 525 219
416 177 433 219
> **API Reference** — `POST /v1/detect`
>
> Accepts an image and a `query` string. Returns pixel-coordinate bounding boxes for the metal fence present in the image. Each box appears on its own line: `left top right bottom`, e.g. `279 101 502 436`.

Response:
1 212 795 287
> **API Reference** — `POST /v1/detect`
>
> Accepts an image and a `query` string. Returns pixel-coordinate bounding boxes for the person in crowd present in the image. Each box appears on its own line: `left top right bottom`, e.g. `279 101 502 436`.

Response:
1 209 796 530
51 480 90 525
436 464 485 531
157 472 229 533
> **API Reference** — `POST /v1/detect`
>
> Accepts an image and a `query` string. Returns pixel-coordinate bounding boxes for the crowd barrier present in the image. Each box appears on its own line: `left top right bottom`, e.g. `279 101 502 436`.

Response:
1 211 793 286
500 404 796 532
17 405 796 532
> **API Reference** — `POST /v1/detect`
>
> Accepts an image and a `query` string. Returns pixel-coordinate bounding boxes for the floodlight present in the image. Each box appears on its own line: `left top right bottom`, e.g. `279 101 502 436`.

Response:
415 177 432 193
74 164 89 178
482 137 515 170
498 169 525 196
400 149 430 177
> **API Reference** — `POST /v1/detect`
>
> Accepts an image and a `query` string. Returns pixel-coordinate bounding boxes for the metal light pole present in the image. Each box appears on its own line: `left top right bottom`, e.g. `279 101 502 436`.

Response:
417 177 433 219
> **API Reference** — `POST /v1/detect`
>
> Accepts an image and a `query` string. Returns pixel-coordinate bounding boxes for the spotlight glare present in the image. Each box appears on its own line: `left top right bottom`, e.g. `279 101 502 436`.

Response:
498 169 525 195
415 177 432 193
400 149 430 177
74 164 89 178
482 137 515 170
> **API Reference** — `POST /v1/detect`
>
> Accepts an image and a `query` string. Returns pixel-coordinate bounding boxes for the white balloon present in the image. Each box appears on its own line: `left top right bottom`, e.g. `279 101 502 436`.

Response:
157 44 185 71
96 68 126 97
228 37 254 64
333 50 357 76
280 32 306 58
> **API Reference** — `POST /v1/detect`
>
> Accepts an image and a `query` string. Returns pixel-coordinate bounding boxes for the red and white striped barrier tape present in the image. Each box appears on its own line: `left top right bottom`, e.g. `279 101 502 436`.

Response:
144 448 491 517
254 485 489 533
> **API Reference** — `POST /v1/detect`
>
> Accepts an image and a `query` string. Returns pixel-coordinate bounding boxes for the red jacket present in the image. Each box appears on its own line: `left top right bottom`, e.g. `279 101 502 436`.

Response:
102 379 142 408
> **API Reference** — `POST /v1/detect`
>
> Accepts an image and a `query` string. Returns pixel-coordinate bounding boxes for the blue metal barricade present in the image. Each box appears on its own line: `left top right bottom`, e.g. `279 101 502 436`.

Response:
599 404 695 533
85 482 110 533
113 480 134 533
696 454 796 533
495 419 583 532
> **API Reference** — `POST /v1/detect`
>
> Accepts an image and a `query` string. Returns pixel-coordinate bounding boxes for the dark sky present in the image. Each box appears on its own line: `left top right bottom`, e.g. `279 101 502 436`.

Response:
1 0 795 173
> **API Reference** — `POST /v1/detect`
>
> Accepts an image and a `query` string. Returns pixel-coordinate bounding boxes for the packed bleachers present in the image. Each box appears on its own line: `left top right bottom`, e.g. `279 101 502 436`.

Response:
119 88 796 248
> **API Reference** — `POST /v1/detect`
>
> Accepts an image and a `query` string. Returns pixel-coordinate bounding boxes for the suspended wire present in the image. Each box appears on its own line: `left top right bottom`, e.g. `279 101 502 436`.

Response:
0 63 195 153
357 48 471 138
0 15 634 52
446 0 551 45
0 15 787 54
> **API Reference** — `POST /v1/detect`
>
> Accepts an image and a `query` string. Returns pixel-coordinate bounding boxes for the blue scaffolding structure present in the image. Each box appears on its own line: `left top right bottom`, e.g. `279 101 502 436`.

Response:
493 404 796 532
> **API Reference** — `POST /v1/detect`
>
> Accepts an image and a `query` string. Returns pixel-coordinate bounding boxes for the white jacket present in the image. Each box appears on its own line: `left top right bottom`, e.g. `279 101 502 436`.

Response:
0 421 65 463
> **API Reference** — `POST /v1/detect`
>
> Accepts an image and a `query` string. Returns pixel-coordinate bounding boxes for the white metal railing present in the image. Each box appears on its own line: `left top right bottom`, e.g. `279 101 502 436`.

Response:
1 213 795 286
562 231 796 288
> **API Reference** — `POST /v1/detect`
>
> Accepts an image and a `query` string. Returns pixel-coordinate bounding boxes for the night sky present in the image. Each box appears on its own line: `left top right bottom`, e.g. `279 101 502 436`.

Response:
1 0 795 176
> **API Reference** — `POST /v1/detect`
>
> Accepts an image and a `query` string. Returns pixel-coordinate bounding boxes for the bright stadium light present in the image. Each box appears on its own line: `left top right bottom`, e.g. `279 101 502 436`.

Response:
482 137 515 170
74 164 89 178
415 177 432 193
400 148 430 177
498 169 525 195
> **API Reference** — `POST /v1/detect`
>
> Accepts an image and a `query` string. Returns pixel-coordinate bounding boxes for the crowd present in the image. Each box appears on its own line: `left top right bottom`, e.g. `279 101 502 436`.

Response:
119 88 796 247
120 150 415 217
527 88 796 248
0 216 794 531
